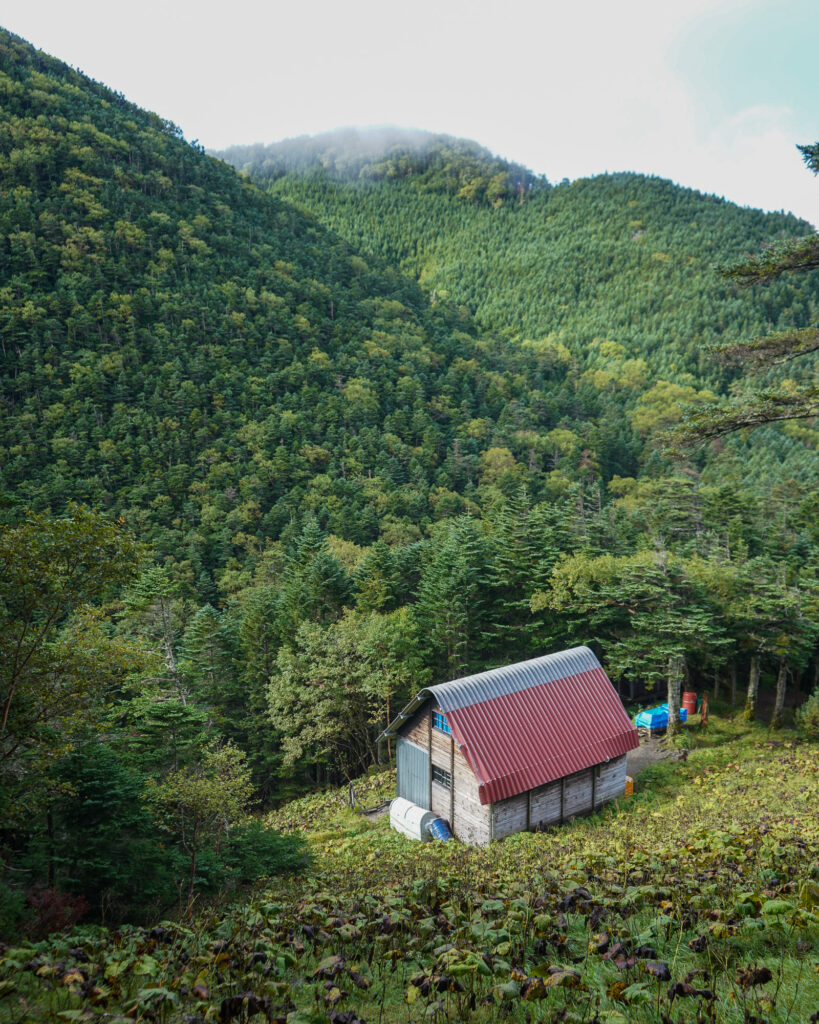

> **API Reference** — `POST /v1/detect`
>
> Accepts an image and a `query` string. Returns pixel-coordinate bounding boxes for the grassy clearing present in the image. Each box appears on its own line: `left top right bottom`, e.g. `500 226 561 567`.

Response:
1 716 816 1024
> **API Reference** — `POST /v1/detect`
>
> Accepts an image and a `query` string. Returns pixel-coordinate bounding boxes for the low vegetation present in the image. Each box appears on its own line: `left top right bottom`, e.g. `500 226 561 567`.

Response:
2 717 816 1024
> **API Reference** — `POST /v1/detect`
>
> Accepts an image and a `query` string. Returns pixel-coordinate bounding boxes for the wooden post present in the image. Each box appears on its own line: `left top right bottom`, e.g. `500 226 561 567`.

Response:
427 704 433 810
449 734 455 828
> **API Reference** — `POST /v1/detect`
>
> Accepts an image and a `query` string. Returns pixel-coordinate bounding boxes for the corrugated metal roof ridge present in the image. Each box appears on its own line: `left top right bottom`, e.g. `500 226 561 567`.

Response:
377 647 602 741
429 646 601 713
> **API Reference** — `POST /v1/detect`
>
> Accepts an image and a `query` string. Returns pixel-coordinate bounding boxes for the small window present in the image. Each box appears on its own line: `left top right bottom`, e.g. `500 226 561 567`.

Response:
432 710 450 734
432 765 452 789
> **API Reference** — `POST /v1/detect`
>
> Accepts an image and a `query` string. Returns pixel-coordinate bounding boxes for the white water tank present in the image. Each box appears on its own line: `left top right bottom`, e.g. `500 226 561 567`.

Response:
390 797 435 841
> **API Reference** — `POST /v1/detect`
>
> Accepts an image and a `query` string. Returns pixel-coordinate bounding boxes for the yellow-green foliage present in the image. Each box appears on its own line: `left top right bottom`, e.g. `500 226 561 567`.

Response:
3 722 816 1024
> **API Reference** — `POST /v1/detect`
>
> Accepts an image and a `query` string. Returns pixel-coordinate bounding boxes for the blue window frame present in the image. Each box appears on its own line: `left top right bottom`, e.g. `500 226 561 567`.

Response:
432 710 450 734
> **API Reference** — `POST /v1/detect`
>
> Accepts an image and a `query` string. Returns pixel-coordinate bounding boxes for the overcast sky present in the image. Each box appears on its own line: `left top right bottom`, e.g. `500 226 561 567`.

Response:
4 0 818 226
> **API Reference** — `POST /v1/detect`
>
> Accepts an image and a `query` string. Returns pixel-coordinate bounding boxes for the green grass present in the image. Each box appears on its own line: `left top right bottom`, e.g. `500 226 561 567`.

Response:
1 716 817 1024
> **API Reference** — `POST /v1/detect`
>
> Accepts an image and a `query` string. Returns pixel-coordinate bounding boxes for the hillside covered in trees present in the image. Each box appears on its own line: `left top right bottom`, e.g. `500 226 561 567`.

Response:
1 30 817 934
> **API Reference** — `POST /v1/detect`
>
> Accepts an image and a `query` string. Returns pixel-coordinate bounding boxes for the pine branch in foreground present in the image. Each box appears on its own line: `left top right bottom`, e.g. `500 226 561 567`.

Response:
664 381 819 450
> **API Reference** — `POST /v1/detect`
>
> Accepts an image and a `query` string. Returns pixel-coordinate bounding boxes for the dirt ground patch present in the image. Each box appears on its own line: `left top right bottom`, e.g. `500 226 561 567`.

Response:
626 733 681 777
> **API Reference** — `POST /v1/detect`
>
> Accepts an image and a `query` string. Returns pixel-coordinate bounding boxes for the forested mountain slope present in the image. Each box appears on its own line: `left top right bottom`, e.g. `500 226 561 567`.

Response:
0 35 575 580
225 132 818 448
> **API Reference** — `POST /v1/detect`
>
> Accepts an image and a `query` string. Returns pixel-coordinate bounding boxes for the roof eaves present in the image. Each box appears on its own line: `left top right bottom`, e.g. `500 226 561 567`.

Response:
377 688 433 743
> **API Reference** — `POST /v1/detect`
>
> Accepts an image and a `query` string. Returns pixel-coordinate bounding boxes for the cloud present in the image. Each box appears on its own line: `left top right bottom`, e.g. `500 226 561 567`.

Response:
3 0 816 224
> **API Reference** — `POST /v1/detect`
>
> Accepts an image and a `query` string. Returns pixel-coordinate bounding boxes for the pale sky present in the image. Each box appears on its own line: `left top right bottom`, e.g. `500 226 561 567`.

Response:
3 0 818 226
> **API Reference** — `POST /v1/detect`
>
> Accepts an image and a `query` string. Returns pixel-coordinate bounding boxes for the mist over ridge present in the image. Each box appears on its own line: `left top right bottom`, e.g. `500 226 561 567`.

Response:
213 125 545 198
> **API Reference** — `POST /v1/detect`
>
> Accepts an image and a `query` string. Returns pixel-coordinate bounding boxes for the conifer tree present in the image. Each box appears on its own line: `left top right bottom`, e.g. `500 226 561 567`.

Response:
415 517 490 678
484 491 565 659
280 516 352 629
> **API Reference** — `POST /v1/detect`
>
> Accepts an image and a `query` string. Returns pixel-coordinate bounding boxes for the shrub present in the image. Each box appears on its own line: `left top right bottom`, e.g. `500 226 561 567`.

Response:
795 689 819 737
224 820 310 883
24 885 88 939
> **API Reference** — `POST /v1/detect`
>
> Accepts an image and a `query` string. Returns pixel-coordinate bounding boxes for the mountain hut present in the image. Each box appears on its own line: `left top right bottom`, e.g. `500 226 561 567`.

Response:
380 647 639 845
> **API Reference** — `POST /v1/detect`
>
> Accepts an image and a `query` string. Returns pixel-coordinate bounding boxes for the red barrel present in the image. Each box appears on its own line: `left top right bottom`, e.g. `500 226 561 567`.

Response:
682 691 697 716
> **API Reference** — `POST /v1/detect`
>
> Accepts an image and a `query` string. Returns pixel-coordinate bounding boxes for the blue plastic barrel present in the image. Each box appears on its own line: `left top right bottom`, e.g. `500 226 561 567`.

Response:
427 817 453 841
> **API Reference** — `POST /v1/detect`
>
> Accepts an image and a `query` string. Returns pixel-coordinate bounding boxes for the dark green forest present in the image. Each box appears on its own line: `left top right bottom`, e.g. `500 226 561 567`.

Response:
1 30 817 933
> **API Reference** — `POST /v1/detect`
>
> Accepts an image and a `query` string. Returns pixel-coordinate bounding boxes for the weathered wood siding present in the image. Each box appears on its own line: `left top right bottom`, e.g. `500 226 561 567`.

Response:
452 743 491 845
402 705 429 749
491 792 528 840
429 705 451 764
430 780 449 819
563 767 593 818
595 754 627 806
530 779 563 828
429 699 450 820
395 699 491 844
488 754 628 842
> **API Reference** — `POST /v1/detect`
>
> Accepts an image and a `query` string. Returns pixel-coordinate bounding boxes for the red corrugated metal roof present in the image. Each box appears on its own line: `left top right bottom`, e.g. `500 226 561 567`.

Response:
382 647 639 806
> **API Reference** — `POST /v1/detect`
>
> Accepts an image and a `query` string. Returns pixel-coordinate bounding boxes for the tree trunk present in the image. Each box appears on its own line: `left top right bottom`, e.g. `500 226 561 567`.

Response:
730 660 737 708
770 657 788 730
745 654 760 721
667 654 685 737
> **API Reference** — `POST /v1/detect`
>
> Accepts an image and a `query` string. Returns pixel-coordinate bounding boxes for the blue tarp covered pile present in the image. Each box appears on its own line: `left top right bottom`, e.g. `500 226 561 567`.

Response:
634 704 687 729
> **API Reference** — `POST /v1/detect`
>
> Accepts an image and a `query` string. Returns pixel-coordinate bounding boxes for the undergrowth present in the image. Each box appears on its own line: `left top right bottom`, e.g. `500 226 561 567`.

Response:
1 717 816 1024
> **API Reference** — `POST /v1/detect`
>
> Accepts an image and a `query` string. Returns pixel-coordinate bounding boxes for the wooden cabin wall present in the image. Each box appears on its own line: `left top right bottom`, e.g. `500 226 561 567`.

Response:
429 700 492 844
491 793 529 840
564 767 593 818
530 779 563 828
596 754 627 805
429 709 450 763
488 754 630 843
452 743 491 845
402 705 429 749
430 700 450 820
